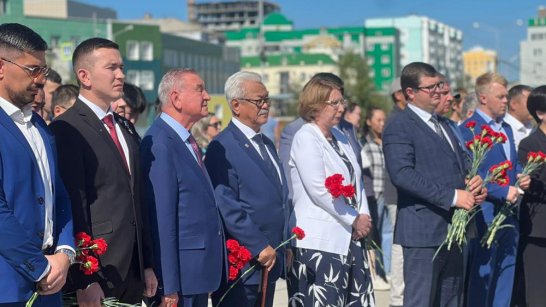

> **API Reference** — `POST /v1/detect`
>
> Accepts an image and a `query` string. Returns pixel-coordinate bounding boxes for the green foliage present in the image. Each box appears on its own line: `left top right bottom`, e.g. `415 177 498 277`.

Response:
337 52 391 113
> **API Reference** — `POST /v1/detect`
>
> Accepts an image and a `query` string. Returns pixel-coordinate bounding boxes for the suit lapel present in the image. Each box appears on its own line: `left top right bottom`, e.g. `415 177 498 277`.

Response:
228 122 282 195
406 108 458 159
74 100 130 176
0 107 41 171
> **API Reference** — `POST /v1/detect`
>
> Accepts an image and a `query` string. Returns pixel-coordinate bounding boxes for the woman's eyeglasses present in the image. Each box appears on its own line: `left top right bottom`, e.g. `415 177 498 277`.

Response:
208 121 222 129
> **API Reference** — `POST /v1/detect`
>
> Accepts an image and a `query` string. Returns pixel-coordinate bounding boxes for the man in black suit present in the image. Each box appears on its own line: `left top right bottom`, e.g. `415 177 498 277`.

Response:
382 62 485 307
50 38 157 306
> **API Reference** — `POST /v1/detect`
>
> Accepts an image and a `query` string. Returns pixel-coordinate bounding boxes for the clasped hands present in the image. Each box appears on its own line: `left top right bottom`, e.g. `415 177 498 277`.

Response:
455 175 488 210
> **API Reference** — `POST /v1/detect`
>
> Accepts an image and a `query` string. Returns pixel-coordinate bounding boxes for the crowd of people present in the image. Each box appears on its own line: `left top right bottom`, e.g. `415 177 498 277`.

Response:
1 21 546 307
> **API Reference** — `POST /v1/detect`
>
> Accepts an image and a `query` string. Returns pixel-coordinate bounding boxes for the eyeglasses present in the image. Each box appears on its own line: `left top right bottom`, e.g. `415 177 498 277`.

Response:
236 97 271 108
208 121 222 129
415 81 446 94
324 98 348 108
1 57 50 79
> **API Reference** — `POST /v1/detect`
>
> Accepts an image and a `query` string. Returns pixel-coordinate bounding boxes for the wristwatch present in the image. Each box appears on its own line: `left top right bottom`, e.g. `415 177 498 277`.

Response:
55 248 76 265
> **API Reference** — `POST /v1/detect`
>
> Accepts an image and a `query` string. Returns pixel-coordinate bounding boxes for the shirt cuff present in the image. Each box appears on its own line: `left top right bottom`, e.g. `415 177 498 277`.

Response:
55 245 76 255
37 263 51 282
451 190 458 207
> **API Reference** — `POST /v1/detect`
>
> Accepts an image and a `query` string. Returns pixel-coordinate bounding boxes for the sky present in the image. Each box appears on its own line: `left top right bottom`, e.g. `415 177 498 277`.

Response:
82 0 545 82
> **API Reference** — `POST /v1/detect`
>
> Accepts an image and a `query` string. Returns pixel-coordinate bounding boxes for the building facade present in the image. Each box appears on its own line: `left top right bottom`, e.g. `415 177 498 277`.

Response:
520 15 546 86
365 15 464 84
463 46 497 82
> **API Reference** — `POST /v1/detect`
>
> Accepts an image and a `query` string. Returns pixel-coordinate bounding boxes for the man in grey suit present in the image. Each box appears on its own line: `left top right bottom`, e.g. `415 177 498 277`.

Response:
382 62 485 307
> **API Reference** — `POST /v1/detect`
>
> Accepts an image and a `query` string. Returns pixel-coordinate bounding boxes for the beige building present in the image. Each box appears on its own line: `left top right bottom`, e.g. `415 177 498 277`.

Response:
464 46 498 81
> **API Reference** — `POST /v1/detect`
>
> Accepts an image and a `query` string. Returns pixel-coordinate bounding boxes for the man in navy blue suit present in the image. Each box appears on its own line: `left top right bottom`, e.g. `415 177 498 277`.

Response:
206 71 288 307
383 62 485 307
0 23 74 306
141 69 225 307
461 73 530 307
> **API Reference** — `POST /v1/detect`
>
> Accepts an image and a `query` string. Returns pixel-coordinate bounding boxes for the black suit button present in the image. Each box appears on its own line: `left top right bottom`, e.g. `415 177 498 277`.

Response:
131 220 136 226
37 197 44 205
37 231 44 239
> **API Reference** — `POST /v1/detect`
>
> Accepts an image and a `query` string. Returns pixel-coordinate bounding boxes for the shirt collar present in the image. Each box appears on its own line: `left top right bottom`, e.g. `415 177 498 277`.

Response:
78 94 113 120
160 112 190 142
0 96 33 124
232 117 261 140
407 103 433 123
502 113 525 131
476 108 503 126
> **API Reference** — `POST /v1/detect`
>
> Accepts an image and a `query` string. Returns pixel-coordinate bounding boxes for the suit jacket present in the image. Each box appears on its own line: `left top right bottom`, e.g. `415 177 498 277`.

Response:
517 129 546 238
205 121 288 285
290 123 370 255
50 99 153 292
383 106 468 247
0 109 73 303
460 112 521 234
140 116 224 296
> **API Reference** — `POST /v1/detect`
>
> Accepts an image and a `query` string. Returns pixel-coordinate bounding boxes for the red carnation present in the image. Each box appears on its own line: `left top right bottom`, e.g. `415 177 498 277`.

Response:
528 152 538 162
228 266 239 281
80 256 99 275
75 232 92 248
226 239 240 252
325 174 344 186
341 184 356 199
228 254 238 265
292 227 305 240
327 183 343 198
465 140 474 150
91 238 108 255
481 137 493 149
465 121 476 129
236 247 252 264
496 132 507 144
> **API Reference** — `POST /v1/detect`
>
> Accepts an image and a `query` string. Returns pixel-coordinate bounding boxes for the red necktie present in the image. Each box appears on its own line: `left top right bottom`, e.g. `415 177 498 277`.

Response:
102 114 129 170
188 135 204 169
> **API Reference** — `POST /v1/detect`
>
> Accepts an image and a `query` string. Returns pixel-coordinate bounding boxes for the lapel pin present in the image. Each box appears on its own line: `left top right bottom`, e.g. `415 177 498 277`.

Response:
245 143 250 148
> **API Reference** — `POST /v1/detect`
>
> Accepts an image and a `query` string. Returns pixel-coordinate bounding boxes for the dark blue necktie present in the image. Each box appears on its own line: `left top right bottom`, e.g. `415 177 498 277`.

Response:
253 134 281 186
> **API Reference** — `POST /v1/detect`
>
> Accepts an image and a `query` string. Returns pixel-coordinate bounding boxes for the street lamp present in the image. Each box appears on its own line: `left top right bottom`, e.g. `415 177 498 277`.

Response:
106 20 134 41
472 22 500 53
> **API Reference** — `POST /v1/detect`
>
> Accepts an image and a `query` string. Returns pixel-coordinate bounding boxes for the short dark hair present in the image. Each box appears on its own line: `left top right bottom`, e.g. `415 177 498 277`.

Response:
72 37 118 73
0 23 47 56
123 83 147 114
508 84 533 107
401 62 438 100
51 84 78 113
342 102 360 117
527 85 546 123
46 68 62 84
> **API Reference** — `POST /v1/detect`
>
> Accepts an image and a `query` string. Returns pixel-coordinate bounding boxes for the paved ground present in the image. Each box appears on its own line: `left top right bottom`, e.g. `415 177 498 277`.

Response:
209 280 391 306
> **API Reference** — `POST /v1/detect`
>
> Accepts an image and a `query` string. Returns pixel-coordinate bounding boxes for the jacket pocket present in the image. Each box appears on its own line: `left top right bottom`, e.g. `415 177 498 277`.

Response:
92 220 113 236
179 236 205 250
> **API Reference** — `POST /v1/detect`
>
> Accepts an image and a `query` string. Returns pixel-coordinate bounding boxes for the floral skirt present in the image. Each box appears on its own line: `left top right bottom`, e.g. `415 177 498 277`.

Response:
287 240 375 307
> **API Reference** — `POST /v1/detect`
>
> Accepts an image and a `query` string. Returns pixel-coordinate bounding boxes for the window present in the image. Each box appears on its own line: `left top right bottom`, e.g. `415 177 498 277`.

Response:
533 48 543 57
126 70 139 85
0 0 6 15
381 55 390 64
140 41 153 61
164 49 178 67
50 36 60 48
381 43 389 51
139 70 155 90
367 58 374 66
127 41 139 60
381 68 391 77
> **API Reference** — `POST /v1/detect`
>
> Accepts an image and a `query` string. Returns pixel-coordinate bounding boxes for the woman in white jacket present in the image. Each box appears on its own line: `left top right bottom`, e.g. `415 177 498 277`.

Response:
287 74 375 307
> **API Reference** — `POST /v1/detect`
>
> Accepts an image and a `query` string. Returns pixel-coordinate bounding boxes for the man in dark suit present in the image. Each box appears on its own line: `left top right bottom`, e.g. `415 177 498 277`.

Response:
206 71 288 307
461 73 530 307
382 62 484 307
0 23 74 306
141 68 225 307
50 38 157 306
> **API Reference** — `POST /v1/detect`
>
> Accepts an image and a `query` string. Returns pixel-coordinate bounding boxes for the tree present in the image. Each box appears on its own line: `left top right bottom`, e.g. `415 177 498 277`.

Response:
337 52 390 112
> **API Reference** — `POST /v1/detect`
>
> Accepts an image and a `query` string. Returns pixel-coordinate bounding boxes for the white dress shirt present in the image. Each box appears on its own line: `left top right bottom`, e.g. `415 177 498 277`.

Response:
503 112 533 149
79 95 131 173
232 117 282 183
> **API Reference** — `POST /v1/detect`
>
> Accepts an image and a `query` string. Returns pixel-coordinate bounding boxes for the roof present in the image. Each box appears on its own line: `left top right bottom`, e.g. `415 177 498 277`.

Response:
263 12 293 26
241 53 336 67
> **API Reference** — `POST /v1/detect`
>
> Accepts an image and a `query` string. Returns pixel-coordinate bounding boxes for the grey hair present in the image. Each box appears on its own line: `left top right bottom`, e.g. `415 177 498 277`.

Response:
157 68 197 108
224 71 262 107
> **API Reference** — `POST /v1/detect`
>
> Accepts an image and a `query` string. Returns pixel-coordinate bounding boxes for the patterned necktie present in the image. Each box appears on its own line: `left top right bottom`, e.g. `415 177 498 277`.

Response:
430 115 447 142
188 134 204 169
102 114 128 170
252 134 281 186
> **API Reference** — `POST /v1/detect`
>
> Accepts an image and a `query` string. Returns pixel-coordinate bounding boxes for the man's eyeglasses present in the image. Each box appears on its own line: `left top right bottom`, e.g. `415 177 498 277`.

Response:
237 97 271 108
1 57 50 79
324 98 348 108
208 121 222 129
415 81 446 94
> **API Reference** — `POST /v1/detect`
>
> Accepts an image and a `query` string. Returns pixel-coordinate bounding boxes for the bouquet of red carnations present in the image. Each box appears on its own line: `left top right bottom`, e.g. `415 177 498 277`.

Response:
438 121 507 253
481 151 546 248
